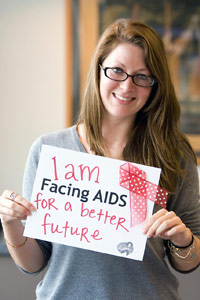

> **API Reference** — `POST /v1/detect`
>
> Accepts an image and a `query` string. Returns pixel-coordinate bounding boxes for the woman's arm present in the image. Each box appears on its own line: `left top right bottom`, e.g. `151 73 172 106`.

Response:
143 156 200 272
142 208 200 271
0 190 44 273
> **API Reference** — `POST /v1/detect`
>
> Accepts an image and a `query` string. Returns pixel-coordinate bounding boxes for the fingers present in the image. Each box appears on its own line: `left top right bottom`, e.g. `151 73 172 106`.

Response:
142 208 182 239
0 189 36 223
5 190 35 210
142 208 193 247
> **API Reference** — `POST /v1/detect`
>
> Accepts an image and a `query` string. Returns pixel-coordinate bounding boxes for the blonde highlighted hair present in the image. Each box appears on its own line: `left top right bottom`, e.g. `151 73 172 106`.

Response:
77 19 196 193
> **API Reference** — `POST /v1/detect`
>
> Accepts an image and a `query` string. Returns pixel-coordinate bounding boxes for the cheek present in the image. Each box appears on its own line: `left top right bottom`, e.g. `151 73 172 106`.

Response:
100 77 117 98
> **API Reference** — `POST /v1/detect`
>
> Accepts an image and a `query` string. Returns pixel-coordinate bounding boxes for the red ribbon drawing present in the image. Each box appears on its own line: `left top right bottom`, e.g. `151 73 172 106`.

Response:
119 163 168 227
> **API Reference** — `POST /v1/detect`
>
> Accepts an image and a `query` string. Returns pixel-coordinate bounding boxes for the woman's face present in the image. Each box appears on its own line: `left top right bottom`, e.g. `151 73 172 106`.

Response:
99 42 152 123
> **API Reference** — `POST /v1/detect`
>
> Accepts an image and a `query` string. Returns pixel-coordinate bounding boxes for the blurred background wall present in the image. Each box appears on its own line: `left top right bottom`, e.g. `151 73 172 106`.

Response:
0 0 66 194
0 0 66 299
0 0 200 299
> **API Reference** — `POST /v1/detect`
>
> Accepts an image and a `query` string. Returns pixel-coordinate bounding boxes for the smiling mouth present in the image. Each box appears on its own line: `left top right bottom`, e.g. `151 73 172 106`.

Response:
114 93 135 101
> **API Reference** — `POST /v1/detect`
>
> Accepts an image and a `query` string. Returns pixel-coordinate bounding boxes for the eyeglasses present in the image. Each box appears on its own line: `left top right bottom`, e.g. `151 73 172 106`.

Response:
99 65 157 87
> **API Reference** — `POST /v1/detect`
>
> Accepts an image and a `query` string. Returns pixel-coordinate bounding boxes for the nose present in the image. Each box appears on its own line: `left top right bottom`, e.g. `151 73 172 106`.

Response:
119 76 135 91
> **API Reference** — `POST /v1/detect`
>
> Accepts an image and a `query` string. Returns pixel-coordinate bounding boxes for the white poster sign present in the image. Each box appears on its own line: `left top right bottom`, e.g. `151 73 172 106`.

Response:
24 145 162 261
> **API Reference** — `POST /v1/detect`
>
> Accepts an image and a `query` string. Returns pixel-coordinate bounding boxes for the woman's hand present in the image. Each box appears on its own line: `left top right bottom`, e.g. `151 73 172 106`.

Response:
142 208 193 247
0 190 36 225
0 190 44 273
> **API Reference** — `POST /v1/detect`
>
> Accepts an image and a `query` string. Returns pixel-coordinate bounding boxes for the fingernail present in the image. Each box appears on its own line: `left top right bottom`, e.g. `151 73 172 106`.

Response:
30 204 36 211
146 232 151 238
141 227 146 234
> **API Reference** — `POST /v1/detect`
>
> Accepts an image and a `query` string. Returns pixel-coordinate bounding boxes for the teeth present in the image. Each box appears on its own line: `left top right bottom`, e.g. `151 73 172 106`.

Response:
115 93 132 101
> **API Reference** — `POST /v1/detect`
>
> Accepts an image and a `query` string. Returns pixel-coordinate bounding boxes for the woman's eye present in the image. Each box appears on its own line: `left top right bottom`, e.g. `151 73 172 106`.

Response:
112 67 123 74
136 74 148 80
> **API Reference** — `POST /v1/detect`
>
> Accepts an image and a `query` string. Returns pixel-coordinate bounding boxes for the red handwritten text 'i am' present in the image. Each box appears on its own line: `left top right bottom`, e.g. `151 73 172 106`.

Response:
52 156 100 183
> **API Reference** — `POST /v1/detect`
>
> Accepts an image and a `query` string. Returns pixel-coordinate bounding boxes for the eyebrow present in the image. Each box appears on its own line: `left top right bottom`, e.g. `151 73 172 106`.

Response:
110 62 149 73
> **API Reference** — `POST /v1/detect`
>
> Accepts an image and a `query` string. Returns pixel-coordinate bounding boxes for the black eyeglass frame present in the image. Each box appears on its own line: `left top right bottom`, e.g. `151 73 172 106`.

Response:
99 65 157 87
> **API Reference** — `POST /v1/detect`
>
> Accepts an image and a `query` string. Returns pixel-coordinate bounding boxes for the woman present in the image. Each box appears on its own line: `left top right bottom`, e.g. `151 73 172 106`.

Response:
0 19 200 300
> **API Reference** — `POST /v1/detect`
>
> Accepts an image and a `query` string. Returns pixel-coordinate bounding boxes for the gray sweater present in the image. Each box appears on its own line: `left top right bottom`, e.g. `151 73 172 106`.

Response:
22 126 200 300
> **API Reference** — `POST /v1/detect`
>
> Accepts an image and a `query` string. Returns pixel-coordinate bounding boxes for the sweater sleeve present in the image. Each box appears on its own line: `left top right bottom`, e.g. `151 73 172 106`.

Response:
22 137 52 273
167 158 200 236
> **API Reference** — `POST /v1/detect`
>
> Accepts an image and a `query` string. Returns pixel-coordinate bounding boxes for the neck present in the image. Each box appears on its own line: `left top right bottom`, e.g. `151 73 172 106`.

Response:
77 116 134 160
101 115 134 160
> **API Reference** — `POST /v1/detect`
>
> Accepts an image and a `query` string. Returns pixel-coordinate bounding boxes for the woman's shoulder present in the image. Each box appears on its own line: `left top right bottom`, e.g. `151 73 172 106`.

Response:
38 125 76 145
30 125 80 154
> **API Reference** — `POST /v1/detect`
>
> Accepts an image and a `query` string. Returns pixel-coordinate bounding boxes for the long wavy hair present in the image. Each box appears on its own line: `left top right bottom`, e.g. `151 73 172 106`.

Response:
77 18 196 193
